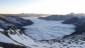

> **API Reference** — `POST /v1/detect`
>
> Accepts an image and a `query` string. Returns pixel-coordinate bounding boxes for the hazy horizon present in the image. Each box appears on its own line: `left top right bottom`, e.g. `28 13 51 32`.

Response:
0 0 85 15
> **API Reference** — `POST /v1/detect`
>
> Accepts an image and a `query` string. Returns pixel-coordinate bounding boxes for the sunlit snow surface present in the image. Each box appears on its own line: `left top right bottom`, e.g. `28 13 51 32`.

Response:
23 17 75 40
0 33 19 45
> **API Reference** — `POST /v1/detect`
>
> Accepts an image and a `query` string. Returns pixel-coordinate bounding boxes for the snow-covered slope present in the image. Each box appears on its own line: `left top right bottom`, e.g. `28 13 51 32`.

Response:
0 33 18 45
23 17 75 40
0 28 38 48
8 29 37 46
0 47 3 48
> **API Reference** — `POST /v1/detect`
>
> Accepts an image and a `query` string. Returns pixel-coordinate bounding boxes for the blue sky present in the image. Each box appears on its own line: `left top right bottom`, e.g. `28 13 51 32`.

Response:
0 0 85 14
0 0 40 9
0 0 42 14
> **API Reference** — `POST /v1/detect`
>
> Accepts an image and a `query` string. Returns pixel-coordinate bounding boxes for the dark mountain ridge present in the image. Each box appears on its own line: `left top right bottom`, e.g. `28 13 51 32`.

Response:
39 13 85 21
0 15 33 30
62 16 85 37
39 14 74 21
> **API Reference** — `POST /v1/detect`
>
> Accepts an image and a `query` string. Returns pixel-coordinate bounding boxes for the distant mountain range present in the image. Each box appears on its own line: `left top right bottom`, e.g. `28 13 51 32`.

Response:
39 13 85 21
0 13 50 17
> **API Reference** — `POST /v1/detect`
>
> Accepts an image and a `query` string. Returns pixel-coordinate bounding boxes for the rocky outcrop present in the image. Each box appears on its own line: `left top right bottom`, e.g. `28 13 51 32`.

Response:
73 20 85 35
62 17 79 24
0 42 26 48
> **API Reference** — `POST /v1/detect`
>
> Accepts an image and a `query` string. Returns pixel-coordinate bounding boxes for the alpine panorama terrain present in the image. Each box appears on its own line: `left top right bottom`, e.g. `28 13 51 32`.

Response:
0 13 85 48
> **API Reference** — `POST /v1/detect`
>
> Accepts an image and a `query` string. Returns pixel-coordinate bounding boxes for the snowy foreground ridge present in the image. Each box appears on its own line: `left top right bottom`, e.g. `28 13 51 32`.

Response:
0 17 85 48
